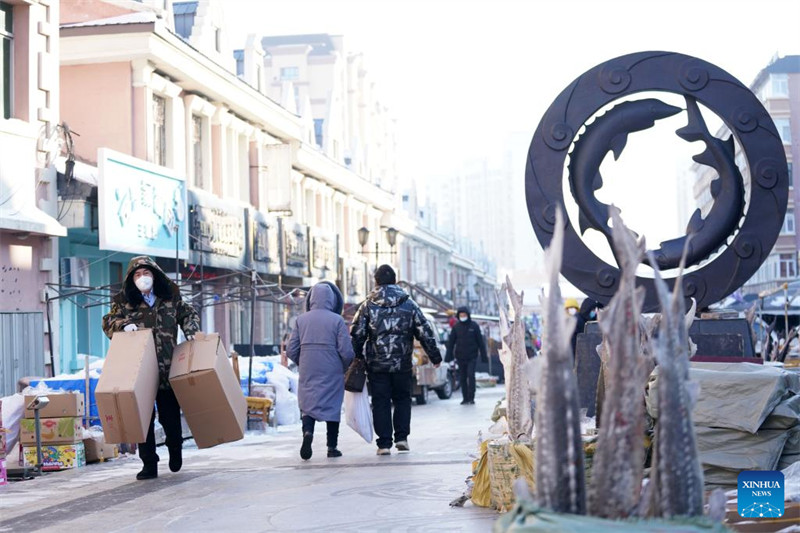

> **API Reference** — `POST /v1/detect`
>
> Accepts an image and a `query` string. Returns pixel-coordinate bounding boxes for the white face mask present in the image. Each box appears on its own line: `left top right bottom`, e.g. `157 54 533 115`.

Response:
459 316 468 322
135 275 153 292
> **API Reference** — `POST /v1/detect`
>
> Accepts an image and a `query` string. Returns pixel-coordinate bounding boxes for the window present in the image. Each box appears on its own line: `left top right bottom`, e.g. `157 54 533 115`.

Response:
152 94 167 166
214 27 221 53
192 115 203 188
772 74 789 97
779 253 797 279
774 118 792 144
1 2 12 119
256 63 262 92
314 118 324 147
280 66 299 81
109 261 123 292
781 209 795 235
789 162 794 188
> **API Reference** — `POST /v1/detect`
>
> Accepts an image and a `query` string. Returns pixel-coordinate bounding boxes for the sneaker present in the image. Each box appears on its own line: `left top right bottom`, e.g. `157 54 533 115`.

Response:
327 448 343 458
168 447 182 473
376 448 391 456
136 464 158 480
300 432 314 460
395 440 410 452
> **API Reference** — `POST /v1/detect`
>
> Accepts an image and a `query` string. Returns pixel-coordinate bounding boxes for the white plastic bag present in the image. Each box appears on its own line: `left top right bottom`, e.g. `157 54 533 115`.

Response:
345 382 373 443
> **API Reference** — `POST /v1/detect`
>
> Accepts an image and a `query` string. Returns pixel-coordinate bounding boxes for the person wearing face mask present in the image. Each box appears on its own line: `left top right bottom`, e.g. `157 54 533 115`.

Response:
571 297 603 360
445 307 487 405
102 255 200 480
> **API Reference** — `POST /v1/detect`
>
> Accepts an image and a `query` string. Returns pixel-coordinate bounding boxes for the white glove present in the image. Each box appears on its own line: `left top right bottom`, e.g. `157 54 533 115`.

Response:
123 324 138 332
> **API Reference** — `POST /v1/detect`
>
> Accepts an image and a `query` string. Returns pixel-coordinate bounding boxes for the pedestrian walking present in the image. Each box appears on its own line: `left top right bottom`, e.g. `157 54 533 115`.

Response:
287 281 354 460
101 256 200 480
445 307 487 405
350 265 441 455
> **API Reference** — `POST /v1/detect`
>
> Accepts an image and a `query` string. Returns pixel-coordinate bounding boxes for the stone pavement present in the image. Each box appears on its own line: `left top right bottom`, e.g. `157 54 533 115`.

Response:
0 385 505 532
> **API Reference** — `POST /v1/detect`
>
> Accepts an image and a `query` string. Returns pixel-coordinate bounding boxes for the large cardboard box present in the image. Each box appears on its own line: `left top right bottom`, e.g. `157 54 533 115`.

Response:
22 442 86 471
20 417 83 445
95 329 159 444
170 333 246 448
23 392 84 419
83 437 119 463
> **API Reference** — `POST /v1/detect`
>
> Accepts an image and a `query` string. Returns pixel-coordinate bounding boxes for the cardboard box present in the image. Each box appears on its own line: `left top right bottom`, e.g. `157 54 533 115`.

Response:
95 329 159 444
83 437 119 463
20 417 83 445
23 392 84 419
22 442 86 471
170 333 246 448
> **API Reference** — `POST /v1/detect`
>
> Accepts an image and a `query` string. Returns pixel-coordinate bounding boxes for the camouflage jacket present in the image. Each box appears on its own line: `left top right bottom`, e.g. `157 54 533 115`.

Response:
350 284 441 373
102 256 200 390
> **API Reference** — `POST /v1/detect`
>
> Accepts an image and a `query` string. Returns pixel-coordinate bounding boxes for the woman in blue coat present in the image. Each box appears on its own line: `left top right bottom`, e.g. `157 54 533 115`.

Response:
287 281 355 460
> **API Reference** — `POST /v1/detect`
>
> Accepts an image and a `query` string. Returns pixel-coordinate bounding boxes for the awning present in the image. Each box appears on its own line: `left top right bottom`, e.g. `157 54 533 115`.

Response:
0 205 67 237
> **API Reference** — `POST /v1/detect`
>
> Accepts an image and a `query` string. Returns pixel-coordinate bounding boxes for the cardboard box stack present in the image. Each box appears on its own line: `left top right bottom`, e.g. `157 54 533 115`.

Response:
95 329 159 444
20 392 86 471
170 333 247 448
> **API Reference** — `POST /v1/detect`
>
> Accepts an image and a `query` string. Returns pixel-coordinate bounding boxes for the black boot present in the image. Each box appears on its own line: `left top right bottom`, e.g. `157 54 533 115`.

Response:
168 446 182 473
300 432 313 460
136 463 158 480
327 448 342 458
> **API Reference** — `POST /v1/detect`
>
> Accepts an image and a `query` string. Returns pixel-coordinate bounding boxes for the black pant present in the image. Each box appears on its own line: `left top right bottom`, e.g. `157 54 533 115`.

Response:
301 415 340 449
458 359 477 402
370 371 412 449
139 387 182 466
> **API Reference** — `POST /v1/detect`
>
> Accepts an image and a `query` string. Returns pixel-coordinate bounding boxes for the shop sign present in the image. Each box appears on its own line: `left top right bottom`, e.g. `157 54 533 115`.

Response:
187 188 248 270
311 229 338 279
281 220 309 278
98 148 187 258
250 209 281 275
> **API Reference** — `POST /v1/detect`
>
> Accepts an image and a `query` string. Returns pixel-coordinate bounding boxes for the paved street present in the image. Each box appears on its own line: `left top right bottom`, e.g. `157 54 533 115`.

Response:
0 386 503 532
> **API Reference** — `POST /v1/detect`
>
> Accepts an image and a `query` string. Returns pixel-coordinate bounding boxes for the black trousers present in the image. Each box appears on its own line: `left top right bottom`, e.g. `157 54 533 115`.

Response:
370 371 412 449
138 387 182 466
458 359 477 402
301 415 340 449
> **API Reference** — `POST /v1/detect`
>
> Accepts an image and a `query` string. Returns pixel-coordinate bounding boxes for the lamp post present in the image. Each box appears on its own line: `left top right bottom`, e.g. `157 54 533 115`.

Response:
358 226 398 292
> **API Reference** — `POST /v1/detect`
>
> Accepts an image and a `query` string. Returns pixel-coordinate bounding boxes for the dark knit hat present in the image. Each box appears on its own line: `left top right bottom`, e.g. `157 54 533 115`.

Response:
374 264 397 286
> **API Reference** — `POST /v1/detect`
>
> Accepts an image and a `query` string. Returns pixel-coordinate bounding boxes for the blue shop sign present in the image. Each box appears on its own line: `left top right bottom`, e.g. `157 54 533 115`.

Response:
187 188 249 271
98 148 187 258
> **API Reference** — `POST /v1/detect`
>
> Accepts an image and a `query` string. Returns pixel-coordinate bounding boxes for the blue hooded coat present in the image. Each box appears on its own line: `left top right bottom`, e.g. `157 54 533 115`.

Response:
287 282 355 422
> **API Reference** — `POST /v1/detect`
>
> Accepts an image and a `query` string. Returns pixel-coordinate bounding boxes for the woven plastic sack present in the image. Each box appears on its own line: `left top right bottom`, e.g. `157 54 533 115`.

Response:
487 440 535 512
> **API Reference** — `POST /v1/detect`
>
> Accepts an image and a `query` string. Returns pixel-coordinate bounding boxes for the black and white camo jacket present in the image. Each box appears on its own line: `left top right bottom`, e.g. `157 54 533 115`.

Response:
350 284 442 373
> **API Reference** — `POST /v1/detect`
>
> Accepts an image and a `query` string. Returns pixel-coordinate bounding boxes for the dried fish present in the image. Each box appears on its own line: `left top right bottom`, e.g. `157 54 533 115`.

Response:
535 208 586 515
589 209 650 518
647 250 705 518
498 277 533 440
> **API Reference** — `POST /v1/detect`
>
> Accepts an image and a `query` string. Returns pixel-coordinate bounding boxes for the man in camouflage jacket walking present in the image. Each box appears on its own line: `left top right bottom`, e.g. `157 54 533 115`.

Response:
350 265 441 454
102 256 200 480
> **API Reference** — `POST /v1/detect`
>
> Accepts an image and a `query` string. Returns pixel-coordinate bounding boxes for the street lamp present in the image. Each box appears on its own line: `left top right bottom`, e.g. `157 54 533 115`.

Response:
357 226 398 265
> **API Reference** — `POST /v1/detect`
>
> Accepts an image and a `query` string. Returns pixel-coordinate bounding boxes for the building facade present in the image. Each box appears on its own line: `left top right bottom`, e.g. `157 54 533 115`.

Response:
0 0 65 393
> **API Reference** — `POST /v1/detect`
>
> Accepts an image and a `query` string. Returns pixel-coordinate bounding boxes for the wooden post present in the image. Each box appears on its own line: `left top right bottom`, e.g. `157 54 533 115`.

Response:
231 351 241 383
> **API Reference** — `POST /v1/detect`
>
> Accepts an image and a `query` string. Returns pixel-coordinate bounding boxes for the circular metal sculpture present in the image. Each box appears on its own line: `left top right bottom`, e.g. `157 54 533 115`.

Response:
526 51 789 312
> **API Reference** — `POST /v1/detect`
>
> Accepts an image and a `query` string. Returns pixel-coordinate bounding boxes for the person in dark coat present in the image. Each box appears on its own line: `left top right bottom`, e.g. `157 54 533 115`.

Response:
287 281 354 460
571 297 603 360
102 255 200 480
445 306 487 405
350 265 441 455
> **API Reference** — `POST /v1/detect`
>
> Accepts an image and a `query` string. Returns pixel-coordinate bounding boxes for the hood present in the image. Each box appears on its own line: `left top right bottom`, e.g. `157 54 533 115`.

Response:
578 297 602 318
305 281 344 314
456 306 472 321
123 255 176 304
368 284 409 308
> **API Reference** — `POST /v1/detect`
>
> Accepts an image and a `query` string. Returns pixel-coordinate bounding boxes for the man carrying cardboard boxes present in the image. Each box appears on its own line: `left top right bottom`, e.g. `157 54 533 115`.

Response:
102 256 200 480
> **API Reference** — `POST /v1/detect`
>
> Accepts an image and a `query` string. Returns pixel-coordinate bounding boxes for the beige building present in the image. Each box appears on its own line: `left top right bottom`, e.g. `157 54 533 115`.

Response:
0 0 65 392
691 55 799 295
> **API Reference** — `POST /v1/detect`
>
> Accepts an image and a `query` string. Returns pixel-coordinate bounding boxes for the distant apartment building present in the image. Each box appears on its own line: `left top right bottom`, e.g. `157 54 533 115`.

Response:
691 55 799 295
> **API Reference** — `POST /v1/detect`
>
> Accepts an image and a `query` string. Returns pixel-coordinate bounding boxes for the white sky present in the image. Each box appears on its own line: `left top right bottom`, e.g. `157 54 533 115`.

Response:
226 0 800 256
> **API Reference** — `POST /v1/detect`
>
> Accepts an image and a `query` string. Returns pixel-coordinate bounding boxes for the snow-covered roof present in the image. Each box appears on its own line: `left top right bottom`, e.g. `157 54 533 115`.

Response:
60 11 157 29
